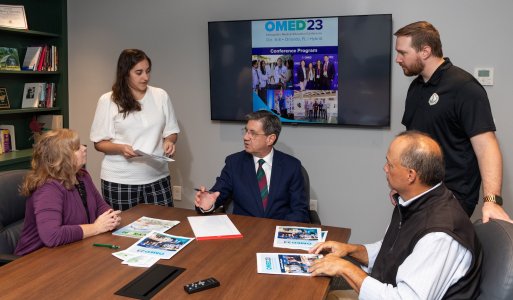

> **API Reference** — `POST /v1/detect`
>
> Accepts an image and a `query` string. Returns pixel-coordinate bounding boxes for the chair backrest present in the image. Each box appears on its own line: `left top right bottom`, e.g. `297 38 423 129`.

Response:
0 170 28 254
300 165 310 203
474 219 513 300
301 165 321 225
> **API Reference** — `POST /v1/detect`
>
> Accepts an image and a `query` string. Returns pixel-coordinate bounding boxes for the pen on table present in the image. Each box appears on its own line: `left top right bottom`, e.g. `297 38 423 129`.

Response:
93 243 120 249
194 188 214 194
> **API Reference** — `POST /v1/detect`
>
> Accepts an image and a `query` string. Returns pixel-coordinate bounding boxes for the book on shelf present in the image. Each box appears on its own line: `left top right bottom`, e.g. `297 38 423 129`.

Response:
47 83 56 107
20 45 58 72
52 46 58 71
21 83 42 108
37 115 63 131
21 47 42 71
0 128 12 154
21 82 56 108
0 125 16 151
0 87 9 109
0 47 21 71
35 45 58 72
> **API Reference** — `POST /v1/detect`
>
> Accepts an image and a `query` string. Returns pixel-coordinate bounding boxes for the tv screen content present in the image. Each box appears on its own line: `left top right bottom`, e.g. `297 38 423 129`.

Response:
208 14 392 127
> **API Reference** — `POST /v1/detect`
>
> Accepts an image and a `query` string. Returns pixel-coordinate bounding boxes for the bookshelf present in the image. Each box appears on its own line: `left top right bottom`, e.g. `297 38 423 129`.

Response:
0 0 68 171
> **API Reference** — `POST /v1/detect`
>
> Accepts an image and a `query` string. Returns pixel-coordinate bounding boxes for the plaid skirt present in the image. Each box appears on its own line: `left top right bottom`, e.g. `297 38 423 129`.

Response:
101 176 173 211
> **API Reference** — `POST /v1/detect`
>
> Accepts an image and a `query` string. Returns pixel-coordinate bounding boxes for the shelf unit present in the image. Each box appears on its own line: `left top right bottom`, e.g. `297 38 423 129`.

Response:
0 0 68 171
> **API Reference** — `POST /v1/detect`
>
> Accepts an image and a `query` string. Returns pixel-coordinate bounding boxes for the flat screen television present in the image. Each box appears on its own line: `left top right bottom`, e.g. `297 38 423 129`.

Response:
208 14 392 127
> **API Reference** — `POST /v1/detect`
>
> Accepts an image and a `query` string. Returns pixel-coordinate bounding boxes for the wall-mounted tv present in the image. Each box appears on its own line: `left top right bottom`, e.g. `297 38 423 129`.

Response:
208 14 392 127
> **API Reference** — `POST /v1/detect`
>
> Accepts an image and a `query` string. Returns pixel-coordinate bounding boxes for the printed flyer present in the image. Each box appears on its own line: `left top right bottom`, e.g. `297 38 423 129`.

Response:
126 231 194 259
257 253 323 276
113 216 180 239
273 226 322 250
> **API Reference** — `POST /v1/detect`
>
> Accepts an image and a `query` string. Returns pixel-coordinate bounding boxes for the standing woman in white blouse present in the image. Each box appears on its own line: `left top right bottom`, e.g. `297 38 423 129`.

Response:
90 49 180 211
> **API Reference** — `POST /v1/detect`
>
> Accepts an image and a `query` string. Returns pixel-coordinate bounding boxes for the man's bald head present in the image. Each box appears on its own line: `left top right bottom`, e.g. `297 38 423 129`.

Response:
394 131 445 187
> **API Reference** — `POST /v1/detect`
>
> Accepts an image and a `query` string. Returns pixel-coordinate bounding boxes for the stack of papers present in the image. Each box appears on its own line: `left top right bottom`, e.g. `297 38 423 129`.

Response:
256 253 323 276
133 149 174 162
113 216 180 239
113 231 194 267
273 226 327 250
187 215 243 240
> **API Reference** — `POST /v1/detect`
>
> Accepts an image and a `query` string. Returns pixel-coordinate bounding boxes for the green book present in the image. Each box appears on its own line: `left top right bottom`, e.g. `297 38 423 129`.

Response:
0 47 21 71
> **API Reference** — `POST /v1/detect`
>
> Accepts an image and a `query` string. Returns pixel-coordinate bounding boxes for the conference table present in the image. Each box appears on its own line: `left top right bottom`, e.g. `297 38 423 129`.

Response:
0 205 351 299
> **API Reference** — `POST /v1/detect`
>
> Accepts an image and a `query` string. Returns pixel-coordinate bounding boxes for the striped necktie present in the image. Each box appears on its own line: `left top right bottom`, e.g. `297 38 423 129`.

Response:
257 159 269 209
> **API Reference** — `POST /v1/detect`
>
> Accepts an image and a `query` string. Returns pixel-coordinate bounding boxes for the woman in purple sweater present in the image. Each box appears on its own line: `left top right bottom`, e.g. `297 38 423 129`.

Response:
15 129 121 256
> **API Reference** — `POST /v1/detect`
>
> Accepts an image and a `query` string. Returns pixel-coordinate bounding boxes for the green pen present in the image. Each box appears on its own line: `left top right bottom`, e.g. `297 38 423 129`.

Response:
93 243 120 249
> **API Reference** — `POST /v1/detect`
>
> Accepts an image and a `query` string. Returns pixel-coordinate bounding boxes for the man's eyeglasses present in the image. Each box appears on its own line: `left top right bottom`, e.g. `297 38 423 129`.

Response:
241 128 267 138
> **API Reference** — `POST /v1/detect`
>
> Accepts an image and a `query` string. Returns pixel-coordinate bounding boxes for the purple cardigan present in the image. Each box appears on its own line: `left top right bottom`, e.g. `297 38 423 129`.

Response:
15 170 111 256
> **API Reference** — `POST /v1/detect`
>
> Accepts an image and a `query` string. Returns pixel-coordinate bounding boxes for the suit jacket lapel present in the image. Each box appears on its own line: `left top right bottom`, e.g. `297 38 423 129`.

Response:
268 150 283 207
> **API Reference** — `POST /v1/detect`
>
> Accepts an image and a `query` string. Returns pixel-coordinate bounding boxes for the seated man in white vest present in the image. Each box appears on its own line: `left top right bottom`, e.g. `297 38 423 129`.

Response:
309 131 482 300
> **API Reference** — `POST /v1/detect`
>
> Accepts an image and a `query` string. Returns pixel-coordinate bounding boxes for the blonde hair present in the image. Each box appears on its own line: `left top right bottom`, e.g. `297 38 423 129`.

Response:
21 129 82 196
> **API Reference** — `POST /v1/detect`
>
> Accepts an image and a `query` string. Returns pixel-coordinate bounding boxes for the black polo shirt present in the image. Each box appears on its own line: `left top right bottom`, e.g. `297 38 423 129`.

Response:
401 58 496 213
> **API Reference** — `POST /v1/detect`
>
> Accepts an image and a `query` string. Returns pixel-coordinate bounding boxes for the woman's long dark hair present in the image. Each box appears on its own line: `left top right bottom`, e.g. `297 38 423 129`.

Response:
111 49 152 118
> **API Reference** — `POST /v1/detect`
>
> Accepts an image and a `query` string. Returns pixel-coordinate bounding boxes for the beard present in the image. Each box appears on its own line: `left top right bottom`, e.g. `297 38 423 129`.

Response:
400 57 424 77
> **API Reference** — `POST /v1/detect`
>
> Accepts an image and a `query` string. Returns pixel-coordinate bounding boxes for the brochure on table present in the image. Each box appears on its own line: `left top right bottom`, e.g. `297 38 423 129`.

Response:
125 231 194 259
113 216 180 239
187 215 243 240
273 226 323 250
256 253 323 276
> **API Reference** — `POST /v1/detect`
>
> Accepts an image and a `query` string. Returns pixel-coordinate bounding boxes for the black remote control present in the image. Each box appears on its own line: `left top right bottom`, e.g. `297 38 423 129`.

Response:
184 277 220 294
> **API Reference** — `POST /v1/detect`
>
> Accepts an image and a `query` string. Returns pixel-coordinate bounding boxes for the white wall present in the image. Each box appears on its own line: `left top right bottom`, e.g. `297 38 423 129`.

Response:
68 0 513 243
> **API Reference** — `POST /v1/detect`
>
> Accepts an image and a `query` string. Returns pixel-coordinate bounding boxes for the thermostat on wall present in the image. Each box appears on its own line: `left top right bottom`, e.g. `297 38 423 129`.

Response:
474 67 494 86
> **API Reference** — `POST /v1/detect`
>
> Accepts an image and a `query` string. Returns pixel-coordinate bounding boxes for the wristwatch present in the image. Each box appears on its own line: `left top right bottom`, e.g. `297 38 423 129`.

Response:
483 194 503 206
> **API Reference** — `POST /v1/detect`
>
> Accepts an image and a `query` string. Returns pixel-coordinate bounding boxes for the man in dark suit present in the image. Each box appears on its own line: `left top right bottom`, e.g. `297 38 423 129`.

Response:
321 55 335 90
195 110 310 222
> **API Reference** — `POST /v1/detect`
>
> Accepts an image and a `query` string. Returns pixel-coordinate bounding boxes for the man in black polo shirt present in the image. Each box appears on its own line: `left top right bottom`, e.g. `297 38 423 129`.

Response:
394 21 511 222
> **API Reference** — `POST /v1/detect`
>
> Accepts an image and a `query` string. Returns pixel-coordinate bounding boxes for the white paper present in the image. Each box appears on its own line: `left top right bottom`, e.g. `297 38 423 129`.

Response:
133 149 174 162
273 226 322 250
112 250 160 268
187 215 242 240
256 253 323 276
122 255 160 268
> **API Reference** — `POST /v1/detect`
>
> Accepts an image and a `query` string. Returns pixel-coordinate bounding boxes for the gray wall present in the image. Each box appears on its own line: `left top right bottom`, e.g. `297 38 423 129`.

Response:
68 0 513 243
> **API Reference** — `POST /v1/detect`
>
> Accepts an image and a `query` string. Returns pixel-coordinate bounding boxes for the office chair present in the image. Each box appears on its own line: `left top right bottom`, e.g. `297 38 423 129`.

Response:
328 219 513 296
474 219 513 300
300 165 321 225
217 165 321 225
0 169 28 266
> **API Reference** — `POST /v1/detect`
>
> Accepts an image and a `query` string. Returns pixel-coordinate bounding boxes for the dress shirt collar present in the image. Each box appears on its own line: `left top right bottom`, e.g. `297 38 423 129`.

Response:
253 148 274 168
398 182 443 207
